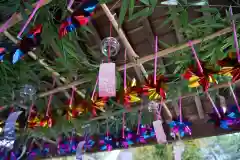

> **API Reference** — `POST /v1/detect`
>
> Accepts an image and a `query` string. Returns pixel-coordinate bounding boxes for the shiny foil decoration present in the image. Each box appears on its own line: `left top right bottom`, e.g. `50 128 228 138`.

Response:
218 56 240 82
208 106 240 130
91 94 108 116
120 128 134 148
123 78 141 107
182 65 218 91
168 119 192 138
99 135 114 151
142 75 167 100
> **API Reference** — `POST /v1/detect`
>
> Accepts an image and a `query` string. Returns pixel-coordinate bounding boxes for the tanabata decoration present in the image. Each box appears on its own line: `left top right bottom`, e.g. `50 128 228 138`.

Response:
135 125 155 144
120 128 134 148
168 97 191 138
66 103 85 120
91 94 108 116
59 0 98 38
99 135 114 151
186 41 218 91
122 79 141 106
142 75 167 101
182 65 218 91
0 25 42 64
13 24 43 64
0 47 6 61
84 136 95 151
208 106 240 130
218 55 240 82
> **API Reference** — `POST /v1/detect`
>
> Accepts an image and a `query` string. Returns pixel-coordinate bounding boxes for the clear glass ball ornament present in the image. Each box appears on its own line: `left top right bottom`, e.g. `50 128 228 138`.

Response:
101 37 120 57
19 84 36 102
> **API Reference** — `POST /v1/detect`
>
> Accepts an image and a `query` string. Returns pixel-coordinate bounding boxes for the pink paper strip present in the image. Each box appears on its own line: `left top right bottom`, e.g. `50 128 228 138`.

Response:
17 0 44 39
124 49 127 91
153 120 167 144
229 6 240 63
188 41 203 74
99 63 116 97
67 0 75 10
154 36 158 85
179 96 182 123
206 92 221 118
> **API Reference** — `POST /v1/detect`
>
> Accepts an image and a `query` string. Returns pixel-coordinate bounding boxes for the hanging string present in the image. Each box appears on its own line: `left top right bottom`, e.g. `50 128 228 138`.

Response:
229 6 240 63
108 22 113 62
69 87 75 108
206 92 221 118
122 112 125 138
17 0 44 39
91 75 99 101
27 103 35 127
154 36 158 85
124 49 127 92
158 98 163 120
106 119 109 137
229 82 240 112
46 77 56 117
137 103 143 135
188 41 203 74
67 0 74 10
179 96 182 123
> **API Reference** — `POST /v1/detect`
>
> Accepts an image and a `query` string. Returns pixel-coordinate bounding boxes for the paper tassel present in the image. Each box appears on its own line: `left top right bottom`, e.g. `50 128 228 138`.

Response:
99 63 116 97
76 141 85 160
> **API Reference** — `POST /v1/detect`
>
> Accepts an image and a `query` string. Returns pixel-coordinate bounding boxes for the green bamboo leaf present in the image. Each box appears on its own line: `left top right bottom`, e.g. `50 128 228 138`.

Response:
196 7 218 14
129 0 135 16
140 0 150 5
118 0 129 27
23 1 33 11
19 6 28 22
180 10 188 28
129 7 150 21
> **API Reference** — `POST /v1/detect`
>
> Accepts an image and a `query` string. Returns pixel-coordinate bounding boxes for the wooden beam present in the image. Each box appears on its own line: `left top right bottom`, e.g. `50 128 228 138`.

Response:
194 96 205 119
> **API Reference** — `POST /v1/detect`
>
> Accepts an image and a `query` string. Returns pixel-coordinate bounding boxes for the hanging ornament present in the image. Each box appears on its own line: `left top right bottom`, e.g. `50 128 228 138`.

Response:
99 135 114 151
13 24 42 64
101 37 120 57
91 94 108 116
19 84 36 103
0 48 6 62
182 65 218 91
17 0 44 39
142 75 167 100
84 136 95 151
120 128 134 148
218 55 240 82
168 97 191 138
59 0 98 38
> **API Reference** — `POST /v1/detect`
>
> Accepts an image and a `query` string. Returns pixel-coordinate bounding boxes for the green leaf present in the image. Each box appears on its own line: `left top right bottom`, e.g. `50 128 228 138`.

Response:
118 0 129 27
180 10 188 28
23 1 33 12
196 7 219 14
140 0 149 5
129 0 135 16
129 7 150 21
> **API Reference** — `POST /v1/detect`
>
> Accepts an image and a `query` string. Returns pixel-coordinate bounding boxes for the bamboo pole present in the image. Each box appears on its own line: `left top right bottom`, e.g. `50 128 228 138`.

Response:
37 26 233 96
100 4 147 81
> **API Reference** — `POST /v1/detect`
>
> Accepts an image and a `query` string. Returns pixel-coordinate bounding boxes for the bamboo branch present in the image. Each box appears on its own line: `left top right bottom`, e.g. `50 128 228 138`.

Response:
3 31 85 99
37 26 233 96
0 0 52 32
100 4 147 81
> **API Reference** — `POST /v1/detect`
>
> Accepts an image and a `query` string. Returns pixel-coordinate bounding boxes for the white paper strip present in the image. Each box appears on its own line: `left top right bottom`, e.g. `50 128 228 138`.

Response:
153 120 167 144
99 63 116 97
4 111 22 140
118 151 133 160
76 141 85 160
173 141 185 160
